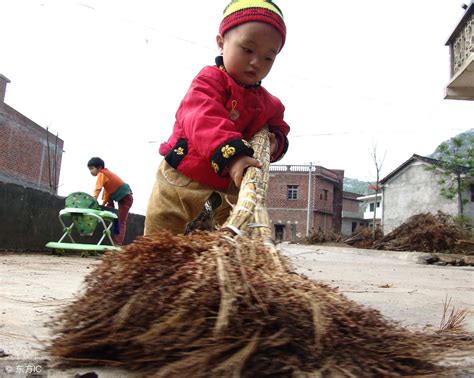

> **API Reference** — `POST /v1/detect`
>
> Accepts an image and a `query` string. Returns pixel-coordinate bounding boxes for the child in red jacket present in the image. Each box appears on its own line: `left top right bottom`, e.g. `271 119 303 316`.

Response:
145 0 290 235
88 157 133 245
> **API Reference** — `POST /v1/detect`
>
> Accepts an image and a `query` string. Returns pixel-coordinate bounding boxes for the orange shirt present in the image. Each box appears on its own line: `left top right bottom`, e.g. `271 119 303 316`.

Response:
93 168 125 205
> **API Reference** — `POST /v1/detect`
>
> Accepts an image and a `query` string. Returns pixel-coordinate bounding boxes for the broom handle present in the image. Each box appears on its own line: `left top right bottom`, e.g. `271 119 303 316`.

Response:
223 128 272 238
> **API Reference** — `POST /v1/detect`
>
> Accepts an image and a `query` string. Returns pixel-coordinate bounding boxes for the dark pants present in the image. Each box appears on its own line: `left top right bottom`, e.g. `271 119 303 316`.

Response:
113 192 133 245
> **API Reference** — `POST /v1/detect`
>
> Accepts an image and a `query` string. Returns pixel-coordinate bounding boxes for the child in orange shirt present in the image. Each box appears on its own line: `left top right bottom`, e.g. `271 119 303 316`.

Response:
87 157 133 245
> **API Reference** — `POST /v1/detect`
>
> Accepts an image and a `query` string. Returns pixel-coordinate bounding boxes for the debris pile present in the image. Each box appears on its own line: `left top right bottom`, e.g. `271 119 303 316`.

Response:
343 226 383 248
345 212 471 253
306 229 343 244
373 212 467 252
47 230 473 376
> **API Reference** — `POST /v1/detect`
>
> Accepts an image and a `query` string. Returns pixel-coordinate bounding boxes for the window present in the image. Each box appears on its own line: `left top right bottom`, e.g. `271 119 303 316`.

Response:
287 185 298 200
323 189 328 201
370 201 380 212
471 184 474 202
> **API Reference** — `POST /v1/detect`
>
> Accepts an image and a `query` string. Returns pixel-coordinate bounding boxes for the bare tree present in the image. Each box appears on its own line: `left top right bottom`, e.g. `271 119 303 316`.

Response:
370 144 386 240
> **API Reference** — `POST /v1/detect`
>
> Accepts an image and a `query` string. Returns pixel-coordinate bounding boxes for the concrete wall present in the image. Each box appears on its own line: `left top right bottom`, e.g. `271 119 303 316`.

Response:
341 217 364 236
341 192 364 236
0 182 144 251
382 161 459 233
463 184 474 220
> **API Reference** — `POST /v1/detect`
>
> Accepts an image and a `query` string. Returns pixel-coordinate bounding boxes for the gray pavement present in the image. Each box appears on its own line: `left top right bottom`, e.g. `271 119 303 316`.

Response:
279 242 474 332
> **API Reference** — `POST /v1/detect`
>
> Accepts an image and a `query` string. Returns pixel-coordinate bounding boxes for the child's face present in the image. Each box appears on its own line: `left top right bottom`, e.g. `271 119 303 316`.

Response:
217 22 282 86
88 166 100 176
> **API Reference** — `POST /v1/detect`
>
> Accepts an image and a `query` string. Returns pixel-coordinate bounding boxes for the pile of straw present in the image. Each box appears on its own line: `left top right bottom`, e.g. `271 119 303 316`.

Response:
47 130 473 376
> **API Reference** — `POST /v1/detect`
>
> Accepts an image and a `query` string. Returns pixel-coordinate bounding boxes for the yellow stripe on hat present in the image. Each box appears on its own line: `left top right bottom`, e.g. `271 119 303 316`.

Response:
223 0 284 19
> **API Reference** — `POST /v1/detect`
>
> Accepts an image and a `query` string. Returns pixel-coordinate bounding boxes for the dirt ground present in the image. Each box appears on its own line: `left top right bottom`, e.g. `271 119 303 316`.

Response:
0 244 473 377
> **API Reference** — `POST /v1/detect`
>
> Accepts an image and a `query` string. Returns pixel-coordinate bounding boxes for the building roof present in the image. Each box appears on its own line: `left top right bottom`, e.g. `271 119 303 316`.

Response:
269 164 342 183
446 1 474 45
380 154 471 185
0 74 11 83
357 193 382 201
343 191 363 200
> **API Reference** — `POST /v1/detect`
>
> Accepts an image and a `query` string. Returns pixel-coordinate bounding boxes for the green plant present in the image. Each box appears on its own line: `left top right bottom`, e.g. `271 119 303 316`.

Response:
428 136 474 217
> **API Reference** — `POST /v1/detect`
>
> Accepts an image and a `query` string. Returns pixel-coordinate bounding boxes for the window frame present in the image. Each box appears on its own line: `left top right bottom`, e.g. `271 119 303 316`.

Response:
287 185 298 200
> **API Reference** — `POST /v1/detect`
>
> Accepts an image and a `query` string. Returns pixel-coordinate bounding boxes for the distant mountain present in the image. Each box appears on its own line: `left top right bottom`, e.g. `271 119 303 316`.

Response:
343 177 370 195
430 128 474 158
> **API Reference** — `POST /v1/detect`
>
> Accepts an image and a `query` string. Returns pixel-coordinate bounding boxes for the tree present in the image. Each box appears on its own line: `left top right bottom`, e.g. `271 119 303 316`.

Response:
429 136 474 217
369 144 386 240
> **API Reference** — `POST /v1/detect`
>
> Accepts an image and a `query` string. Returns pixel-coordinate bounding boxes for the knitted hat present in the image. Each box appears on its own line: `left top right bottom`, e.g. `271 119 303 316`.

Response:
219 0 286 50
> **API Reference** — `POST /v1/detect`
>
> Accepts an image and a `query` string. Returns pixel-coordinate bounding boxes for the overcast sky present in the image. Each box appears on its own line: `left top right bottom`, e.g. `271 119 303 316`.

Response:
1 0 472 214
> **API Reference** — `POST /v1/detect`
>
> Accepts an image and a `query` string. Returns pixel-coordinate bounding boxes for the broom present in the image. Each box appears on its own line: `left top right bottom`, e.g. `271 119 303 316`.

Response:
47 129 473 376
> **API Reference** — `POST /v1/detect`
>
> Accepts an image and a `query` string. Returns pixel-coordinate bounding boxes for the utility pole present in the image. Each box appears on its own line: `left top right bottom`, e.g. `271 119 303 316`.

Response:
306 162 313 237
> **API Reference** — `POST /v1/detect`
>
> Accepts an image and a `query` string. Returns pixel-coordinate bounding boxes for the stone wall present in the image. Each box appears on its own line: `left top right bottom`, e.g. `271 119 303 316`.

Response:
0 182 144 251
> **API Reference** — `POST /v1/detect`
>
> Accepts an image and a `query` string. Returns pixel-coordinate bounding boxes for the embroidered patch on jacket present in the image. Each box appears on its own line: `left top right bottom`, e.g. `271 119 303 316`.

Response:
165 138 188 169
211 138 254 176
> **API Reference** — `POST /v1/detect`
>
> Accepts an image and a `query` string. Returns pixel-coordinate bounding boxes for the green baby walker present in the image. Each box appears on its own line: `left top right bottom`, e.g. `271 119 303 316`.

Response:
46 192 121 255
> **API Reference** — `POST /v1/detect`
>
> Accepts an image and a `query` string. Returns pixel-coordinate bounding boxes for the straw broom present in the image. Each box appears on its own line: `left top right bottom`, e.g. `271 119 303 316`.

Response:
47 129 473 377
223 127 285 270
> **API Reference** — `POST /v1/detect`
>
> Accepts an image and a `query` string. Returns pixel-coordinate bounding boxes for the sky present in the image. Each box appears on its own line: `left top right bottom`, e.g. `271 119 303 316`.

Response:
1 0 472 215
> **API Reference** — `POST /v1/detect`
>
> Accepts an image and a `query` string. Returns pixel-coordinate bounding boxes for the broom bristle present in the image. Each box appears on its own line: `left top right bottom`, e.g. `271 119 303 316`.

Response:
47 231 472 376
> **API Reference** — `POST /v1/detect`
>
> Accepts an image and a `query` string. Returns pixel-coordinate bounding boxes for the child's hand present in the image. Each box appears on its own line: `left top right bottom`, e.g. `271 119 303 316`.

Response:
228 155 262 188
269 132 278 157
104 201 115 209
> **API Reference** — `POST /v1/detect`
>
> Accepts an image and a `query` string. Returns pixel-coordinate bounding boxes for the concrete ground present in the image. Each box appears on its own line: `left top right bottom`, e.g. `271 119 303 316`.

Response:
0 245 473 376
279 243 474 332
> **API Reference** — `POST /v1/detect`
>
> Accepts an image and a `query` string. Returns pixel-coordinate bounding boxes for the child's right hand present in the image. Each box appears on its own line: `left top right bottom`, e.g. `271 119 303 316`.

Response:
228 155 262 188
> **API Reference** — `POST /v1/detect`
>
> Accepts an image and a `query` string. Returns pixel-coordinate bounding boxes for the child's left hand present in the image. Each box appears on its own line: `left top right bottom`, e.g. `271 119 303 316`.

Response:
104 201 115 209
269 132 278 158
228 155 262 188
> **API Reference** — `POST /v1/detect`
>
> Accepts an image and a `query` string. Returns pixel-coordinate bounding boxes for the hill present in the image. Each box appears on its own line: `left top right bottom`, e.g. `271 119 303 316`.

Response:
430 128 473 158
343 177 370 195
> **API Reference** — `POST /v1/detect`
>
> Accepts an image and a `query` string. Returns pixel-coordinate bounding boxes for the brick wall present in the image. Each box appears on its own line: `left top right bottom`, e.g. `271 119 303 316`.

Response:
343 192 361 213
267 165 344 242
0 102 64 193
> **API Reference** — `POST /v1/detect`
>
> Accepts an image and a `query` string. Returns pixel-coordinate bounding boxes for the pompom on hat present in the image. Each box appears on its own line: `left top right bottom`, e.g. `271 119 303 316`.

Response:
219 0 286 50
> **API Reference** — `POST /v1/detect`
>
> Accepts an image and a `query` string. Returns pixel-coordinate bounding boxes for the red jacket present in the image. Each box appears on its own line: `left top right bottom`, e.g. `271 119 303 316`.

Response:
160 65 290 190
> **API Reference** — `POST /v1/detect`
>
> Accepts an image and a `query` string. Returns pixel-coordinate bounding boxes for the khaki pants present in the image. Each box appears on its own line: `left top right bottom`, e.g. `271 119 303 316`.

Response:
145 160 238 235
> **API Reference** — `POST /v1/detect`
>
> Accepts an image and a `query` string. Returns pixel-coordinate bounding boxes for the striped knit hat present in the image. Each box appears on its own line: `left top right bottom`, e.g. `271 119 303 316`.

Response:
219 0 286 50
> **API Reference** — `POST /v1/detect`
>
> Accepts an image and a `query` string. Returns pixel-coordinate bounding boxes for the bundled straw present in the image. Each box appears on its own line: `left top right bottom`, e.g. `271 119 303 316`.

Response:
47 129 473 376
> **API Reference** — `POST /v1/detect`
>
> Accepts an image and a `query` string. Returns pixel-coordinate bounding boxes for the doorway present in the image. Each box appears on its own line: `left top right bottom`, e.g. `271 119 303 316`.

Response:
274 224 285 242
